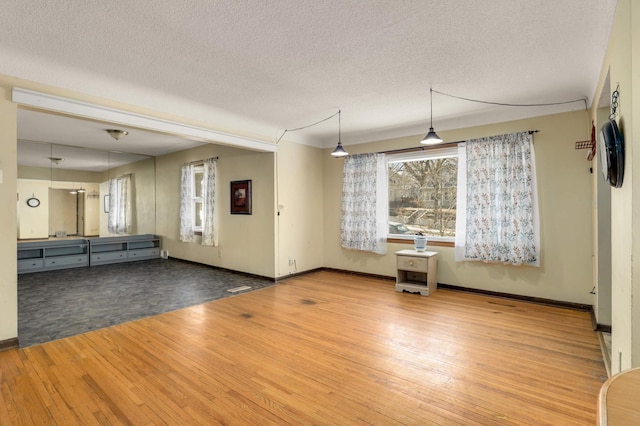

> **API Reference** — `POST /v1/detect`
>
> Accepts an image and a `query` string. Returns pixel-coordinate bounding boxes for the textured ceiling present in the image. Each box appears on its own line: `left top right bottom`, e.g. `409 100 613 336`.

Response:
2 0 617 152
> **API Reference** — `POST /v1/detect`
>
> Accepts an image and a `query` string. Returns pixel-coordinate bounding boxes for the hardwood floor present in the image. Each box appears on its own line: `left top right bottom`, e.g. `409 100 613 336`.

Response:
0 271 606 425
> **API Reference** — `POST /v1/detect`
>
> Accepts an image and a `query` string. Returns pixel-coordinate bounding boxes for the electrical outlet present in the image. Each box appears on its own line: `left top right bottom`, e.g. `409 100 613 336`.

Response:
289 257 295 266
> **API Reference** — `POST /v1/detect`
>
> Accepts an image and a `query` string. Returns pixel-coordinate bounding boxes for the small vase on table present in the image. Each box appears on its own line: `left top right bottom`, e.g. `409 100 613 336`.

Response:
414 233 427 252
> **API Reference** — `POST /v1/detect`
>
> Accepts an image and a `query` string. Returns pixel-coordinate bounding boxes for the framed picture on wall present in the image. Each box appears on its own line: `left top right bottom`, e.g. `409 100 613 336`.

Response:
230 180 252 215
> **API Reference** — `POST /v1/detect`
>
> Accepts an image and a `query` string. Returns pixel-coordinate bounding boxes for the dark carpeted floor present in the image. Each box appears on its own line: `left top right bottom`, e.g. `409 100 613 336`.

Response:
18 258 275 347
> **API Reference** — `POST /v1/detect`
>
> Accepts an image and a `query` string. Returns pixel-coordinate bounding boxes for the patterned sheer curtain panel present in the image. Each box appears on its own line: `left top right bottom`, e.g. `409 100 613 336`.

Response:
201 157 218 246
340 153 388 255
455 132 540 266
107 173 133 235
179 164 195 242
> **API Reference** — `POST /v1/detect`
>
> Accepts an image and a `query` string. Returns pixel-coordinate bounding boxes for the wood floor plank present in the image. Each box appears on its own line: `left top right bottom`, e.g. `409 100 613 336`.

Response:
1 270 606 425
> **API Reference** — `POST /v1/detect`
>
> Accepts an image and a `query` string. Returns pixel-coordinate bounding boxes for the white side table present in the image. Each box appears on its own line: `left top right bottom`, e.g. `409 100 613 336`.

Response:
395 249 438 296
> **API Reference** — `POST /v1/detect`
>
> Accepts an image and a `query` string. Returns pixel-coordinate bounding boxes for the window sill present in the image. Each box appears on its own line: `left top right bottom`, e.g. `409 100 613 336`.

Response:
386 238 454 248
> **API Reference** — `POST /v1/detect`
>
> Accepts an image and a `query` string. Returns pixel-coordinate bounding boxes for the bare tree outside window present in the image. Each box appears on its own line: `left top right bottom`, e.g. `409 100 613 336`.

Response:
388 155 457 238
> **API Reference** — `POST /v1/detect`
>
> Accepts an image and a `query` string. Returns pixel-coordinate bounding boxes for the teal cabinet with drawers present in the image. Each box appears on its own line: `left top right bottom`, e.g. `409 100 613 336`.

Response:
18 239 89 274
17 234 161 273
89 234 161 266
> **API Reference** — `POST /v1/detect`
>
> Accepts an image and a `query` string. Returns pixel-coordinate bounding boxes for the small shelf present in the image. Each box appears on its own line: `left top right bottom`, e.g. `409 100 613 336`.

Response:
90 242 127 253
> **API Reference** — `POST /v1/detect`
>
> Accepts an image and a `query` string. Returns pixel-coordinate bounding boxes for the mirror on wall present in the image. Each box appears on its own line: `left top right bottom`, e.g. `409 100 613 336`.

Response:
17 140 156 240
16 106 207 241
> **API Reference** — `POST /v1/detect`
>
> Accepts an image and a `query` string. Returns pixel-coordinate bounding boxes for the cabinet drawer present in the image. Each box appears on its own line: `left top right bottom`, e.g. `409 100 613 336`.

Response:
92 251 127 262
128 248 159 258
18 258 44 271
396 256 428 272
45 255 88 267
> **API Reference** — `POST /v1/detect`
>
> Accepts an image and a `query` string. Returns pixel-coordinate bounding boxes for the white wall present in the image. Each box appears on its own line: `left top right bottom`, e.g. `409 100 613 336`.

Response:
323 110 594 304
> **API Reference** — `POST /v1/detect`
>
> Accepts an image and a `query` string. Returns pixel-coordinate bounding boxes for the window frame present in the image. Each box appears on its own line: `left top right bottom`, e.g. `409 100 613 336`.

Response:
387 146 458 244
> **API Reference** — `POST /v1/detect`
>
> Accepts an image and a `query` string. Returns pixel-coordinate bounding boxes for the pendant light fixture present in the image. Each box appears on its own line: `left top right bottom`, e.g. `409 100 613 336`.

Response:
421 87 443 145
331 110 349 157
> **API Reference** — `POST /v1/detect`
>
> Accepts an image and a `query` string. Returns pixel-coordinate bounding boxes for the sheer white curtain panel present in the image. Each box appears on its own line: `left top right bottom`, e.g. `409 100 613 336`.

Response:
107 173 133 234
179 164 195 242
201 158 218 246
455 132 540 266
340 153 388 255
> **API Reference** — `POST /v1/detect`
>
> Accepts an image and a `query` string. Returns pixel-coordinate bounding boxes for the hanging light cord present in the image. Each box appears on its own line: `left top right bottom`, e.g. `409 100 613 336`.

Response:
276 89 585 143
432 89 588 110
276 110 340 144
429 87 434 127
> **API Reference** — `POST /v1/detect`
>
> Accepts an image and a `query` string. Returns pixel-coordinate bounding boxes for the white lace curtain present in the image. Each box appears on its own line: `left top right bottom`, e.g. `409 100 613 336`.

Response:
179 158 218 245
455 132 540 266
107 173 133 235
201 158 218 246
340 153 388 255
179 164 194 242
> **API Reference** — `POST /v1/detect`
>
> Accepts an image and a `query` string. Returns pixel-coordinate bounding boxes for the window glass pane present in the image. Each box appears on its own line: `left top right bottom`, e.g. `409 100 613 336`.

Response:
194 201 203 229
388 156 457 238
194 171 204 198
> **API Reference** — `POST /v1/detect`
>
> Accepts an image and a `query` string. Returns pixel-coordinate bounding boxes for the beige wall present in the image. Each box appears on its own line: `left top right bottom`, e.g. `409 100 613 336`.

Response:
275 140 324 277
592 106 612 328
590 0 640 373
18 179 101 239
82 183 100 236
49 188 77 236
323 110 594 304
17 179 50 239
0 89 18 342
155 144 276 278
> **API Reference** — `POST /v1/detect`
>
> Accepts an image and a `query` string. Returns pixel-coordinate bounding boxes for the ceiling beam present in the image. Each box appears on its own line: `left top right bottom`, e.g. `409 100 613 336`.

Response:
12 88 277 153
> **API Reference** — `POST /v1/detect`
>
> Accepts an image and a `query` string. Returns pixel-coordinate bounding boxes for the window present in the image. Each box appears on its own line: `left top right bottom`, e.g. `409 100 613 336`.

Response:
180 158 218 245
192 166 204 233
388 147 457 241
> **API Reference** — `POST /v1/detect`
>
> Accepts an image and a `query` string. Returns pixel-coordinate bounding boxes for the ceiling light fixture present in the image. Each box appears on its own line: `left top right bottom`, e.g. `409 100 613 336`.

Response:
331 110 349 157
106 129 129 141
421 87 443 145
